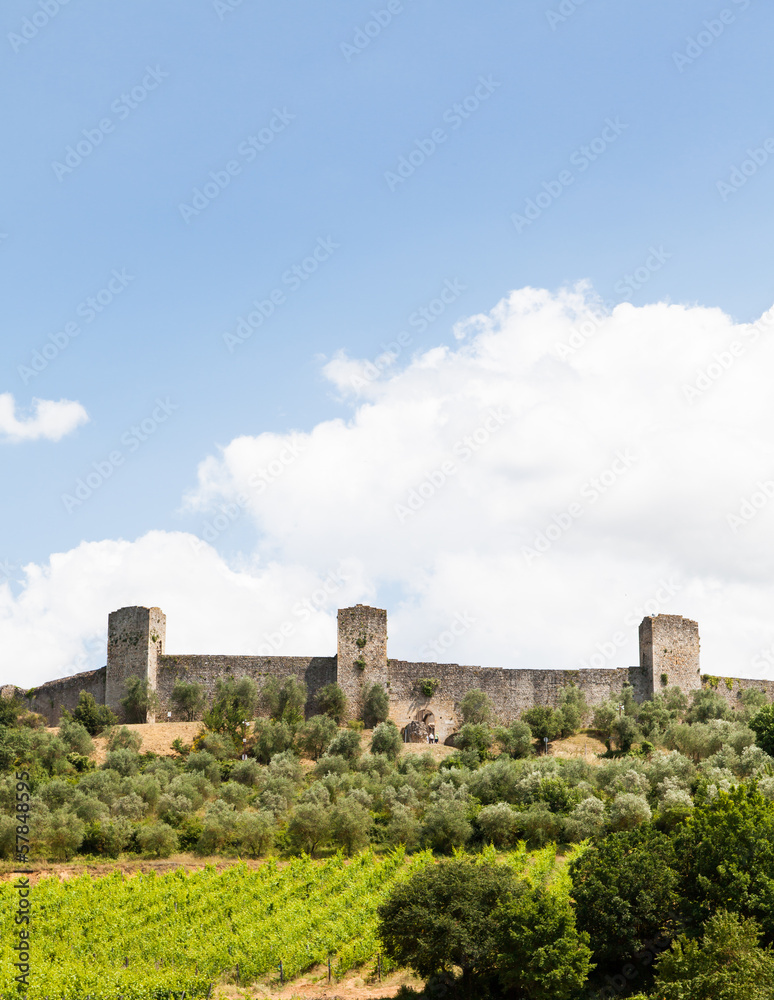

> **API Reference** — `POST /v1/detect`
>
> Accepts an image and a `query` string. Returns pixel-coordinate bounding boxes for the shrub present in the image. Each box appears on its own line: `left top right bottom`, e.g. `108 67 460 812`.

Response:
58 719 94 757
608 792 651 831
171 680 207 721
370 720 403 760
70 691 117 736
102 748 141 777
327 729 362 761
611 715 641 752
460 689 493 726
296 715 338 760
230 758 261 787
0 815 16 859
251 718 294 764
287 801 331 856
454 723 491 761
330 797 372 855
362 683 389 728
750 704 774 757
563 796 606 842
417 677 440 698
261 676 307 727
420 798 472 853
316 682 348 723
384 805 421 850
204 677 259 739
120 676 160 724
235 810 275 857
515 803 561 847
522 705 561 742
105 725 142 753
477 802 518 847
686 688 732 723
137 821 179 858
492 720 533 759
41 809 85 861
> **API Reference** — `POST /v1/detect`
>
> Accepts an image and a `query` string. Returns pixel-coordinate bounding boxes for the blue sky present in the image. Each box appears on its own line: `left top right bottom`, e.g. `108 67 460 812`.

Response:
3 0 774 685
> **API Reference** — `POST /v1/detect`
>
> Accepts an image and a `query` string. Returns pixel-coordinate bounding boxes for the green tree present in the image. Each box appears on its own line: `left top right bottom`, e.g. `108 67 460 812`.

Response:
171 680 207 721
569 824 680 967
261 676 307 726
70 691 117 736
686 687 732 723
327 728 362 761
58 719 94 757
492 719 533 758
287 801 331 856
495 881 592 1000
41 809 85 861
592 700 619 741
477 802 517 847
555 682 589 737
235 810 275 858
105 725 142 753
420 798 472 853
370 720 403 760
750 703 774 757
137 821 179 858
611 714 641 752
316 682 348 723
650 911 774 1000
456 723 492 760
378 859 515 997
120 676 160 723
296 714 337 760
251 718 294 764
330 797 372 855
204 676 259 739
674 783 774 935
0 694 21 727
522 705 561 743
362 682 389 728
460 689 493 726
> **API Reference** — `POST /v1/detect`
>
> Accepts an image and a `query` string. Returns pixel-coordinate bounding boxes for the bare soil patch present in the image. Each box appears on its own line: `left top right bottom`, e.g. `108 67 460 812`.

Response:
549 729 606 763
217 967 423 1000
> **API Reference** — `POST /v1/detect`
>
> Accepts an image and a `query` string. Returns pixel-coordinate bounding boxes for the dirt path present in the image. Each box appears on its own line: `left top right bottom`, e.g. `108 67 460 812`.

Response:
217 967 423 1000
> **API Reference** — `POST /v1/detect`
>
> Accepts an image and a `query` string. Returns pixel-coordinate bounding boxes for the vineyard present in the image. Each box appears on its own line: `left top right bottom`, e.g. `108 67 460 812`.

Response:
0 844 576 999
0 848 435 999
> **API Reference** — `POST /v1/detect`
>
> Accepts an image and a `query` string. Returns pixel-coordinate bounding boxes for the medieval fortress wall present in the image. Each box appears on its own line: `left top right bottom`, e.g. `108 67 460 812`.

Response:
13 603 774 735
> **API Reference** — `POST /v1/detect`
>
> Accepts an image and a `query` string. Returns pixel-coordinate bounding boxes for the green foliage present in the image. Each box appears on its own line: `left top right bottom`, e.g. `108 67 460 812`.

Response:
250 718 294 764
569 824 680 967
362 682 389 728
204 676 260 739
608 792 651 830
261 676 307 726
650 911 774 1000
136 821 179 857
327 728 362 761
492 719 533 758
378 858 516 989
750 703 774 756
40 808 86 860
370 720 403 760
477 802 518 847
522 705 561 742
296 714 338 760
675 783 774 935
495 880 592 1000
58 718 95 757
418 677 440 698
287 800 331 855
379 857 591 999
592 700 619 740
316 681 348 723
555 682 589 737
686 687 732 723
171 679 207 721
106 725 142 753
120 675 160 723
636 687 686 738
330 797 372 855
69 690 117 736
420 798 472 853
460 688 493 726
0 694 21 727
611 714 641 752
456 722 493 760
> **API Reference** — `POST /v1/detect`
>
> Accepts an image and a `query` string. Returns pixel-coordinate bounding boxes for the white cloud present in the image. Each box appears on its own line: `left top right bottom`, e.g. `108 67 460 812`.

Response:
0 394 88 442
4 285 774 686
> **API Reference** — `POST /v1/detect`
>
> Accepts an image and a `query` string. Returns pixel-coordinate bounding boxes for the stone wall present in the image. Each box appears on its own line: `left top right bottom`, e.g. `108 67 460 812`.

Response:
701 674 774 710
107 606 166 721
22 667 106 725
155 654 336 721
336 605 388 720
387 659 647 742
640 615 701 698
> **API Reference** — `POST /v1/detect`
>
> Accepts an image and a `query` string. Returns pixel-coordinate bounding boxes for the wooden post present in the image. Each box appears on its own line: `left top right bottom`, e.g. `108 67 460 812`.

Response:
328 955 332 984
377 954 382 981
236 962 240 985
279 959 284 985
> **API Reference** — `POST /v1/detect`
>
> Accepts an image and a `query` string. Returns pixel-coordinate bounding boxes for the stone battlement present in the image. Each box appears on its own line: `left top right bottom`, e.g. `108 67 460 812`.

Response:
15 605 774 736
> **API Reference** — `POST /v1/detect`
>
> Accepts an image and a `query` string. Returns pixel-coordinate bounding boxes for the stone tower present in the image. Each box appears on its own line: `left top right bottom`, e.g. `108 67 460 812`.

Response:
639 614 700 698
336 604 388 721
106 606 166 722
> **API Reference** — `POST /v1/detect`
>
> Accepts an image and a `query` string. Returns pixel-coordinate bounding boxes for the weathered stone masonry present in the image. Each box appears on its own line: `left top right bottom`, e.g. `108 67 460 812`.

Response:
15 604 774 734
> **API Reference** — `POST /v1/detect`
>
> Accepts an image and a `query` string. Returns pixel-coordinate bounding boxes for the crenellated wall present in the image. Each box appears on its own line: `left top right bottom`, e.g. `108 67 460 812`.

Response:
14 603 774 731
